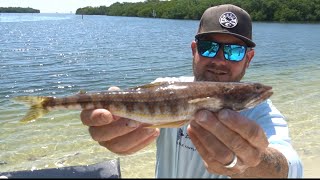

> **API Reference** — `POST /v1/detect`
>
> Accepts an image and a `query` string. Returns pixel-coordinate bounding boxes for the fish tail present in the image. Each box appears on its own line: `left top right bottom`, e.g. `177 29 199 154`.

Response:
12 96 50 123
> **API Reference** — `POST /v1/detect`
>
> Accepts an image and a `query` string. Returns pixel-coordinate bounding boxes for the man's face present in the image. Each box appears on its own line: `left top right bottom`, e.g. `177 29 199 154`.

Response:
191 34 254 82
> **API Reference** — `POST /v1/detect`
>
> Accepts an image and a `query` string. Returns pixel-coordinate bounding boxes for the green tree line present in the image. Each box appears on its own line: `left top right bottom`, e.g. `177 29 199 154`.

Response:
76 0 320 22
0 7 40 13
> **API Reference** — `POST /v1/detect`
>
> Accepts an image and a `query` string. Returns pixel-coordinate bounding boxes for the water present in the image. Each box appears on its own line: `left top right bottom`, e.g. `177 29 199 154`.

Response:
0 13 319 177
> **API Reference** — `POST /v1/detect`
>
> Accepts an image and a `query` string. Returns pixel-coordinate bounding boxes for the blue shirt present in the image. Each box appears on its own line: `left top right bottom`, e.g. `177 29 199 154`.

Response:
153 76 303 178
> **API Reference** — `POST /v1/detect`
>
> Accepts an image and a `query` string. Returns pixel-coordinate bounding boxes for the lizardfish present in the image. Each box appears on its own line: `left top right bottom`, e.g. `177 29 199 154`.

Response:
13 81 273 128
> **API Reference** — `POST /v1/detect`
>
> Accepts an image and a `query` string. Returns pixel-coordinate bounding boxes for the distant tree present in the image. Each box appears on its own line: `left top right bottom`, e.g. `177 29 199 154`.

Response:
75 0 320 22
0 7 40 13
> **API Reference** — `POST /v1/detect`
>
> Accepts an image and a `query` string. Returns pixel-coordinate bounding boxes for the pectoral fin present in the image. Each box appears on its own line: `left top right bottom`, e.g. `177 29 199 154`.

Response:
144 120 189 128
188 97 222 111
188 97 211 104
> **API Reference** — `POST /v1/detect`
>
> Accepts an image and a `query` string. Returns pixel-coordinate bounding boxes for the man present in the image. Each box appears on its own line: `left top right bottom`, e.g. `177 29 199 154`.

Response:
80 4 303 178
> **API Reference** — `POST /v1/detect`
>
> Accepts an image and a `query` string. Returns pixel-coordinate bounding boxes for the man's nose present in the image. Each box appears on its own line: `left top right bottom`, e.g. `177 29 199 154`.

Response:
210 46 226 64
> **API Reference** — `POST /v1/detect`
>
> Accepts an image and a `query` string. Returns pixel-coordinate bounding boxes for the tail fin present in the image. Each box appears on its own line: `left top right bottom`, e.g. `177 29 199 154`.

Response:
12 96 50 123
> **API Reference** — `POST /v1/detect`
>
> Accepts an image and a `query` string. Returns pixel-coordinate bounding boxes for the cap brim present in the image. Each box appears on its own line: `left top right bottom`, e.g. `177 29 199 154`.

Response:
195 31 256 48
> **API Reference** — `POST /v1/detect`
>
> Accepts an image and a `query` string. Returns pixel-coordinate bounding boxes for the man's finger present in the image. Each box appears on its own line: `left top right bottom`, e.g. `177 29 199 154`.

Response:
108 86 121 91
88 118 141 142
111 128 160 155
81 109 115 126
187 124 236 175
218 109 269 150
194 110 262 167
188 120 234 165
99 127 159 154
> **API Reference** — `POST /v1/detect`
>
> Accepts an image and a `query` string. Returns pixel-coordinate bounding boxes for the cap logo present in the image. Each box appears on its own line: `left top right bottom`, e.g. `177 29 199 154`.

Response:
219 12 238 28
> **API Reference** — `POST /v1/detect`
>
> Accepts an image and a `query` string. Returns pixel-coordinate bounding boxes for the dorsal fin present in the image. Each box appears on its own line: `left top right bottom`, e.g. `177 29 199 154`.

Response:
129 82 169 91
78 90 87 94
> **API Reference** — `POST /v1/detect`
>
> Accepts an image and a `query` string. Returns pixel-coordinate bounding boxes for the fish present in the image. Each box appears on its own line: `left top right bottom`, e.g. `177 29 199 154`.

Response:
12 81 273 128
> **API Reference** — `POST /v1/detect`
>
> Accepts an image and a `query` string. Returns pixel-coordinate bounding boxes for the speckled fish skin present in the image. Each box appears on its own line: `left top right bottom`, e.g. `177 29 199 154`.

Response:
13 81 273 127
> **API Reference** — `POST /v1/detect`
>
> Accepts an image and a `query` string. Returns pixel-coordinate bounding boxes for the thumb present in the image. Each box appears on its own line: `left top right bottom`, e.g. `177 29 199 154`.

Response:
108 86 121 91
107 86 121 120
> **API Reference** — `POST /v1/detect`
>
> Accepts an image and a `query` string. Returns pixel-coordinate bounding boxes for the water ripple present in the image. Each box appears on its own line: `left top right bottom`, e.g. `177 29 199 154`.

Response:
1 14 319 177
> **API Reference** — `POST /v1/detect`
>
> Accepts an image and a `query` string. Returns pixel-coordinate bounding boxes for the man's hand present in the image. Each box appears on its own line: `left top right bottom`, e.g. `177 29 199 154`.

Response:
187 109 288 177
80 87 160 155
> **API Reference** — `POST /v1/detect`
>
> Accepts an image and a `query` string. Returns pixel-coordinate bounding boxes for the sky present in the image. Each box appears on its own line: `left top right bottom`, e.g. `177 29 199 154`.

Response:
0 0 145 13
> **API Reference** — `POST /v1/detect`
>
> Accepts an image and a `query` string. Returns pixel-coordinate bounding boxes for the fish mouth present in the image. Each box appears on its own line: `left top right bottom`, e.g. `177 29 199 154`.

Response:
246 87 273 108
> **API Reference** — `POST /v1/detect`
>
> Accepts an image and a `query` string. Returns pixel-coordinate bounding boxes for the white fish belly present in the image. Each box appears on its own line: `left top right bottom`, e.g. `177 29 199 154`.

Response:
108 103 197 124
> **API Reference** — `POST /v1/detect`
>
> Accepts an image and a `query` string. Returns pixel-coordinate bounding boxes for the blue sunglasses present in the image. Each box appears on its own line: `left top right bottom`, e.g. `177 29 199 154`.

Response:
196 39 248 62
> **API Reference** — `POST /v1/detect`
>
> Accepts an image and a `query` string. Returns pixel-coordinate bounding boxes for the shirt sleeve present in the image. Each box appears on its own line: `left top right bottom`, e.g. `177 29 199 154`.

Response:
242 99 303 178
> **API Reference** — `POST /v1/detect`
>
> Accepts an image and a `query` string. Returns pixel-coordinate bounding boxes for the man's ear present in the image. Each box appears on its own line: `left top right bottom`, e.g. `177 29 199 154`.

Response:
246 49 255 68
191 41 197 56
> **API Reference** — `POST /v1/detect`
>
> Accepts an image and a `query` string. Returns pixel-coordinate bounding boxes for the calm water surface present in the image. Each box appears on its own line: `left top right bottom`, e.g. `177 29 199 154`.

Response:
0 13 319 177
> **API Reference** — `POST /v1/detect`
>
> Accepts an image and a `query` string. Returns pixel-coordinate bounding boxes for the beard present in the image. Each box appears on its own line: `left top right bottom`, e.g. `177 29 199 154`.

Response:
192 57 248 82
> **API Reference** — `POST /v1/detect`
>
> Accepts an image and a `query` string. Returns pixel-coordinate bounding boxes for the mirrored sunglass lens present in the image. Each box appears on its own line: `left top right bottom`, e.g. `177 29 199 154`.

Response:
198 41 219 58
224 45 246 61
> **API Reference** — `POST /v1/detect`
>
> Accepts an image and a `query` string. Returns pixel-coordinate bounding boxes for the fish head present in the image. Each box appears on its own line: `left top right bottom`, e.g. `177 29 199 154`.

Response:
222 82 273 111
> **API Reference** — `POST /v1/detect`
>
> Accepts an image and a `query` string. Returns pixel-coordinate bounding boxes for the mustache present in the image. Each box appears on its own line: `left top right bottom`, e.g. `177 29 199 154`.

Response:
206 64 230 73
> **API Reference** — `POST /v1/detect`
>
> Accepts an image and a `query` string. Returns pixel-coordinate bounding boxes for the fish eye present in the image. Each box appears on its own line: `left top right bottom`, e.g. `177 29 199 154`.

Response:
255 84 262 90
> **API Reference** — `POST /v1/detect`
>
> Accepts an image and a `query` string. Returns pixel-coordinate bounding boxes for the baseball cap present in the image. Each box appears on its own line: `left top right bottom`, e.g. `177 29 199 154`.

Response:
195 4 256 47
